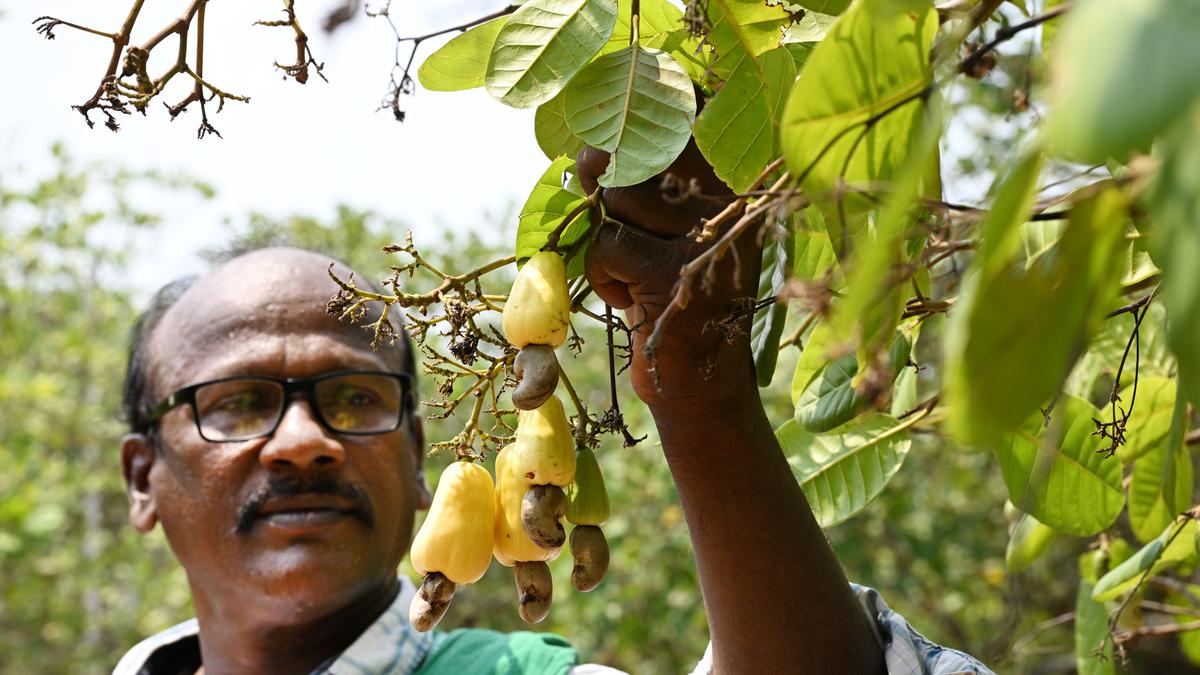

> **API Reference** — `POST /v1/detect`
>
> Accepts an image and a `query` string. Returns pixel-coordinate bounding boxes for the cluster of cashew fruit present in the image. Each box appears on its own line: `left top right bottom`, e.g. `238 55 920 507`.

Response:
409 251 612 631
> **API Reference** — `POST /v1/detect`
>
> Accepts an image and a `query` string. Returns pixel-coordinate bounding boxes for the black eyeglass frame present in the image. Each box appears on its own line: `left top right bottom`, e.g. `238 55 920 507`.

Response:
146 369 415 443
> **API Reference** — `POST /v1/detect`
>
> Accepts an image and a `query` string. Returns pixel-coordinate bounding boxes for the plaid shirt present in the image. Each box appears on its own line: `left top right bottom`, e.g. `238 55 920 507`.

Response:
114 579 993 675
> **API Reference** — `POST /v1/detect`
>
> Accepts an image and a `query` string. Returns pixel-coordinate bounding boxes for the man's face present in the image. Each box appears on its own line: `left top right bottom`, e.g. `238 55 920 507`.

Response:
124 249 428 626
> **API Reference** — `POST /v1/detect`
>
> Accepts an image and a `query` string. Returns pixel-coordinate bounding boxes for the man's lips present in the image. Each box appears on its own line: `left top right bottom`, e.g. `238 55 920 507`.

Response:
235 475 375 534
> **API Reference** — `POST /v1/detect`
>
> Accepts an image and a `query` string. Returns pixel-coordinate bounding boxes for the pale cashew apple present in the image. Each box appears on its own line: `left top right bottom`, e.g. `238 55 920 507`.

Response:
566 446 611 591
502 250 571 349
510 395 576 550
493 443 563 623
408 460 497 631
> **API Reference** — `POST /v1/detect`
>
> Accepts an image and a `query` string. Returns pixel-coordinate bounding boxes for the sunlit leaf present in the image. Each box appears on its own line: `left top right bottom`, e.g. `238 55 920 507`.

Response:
780 0 936 205
418 17 508 92
515 156 593 278
994 396 1124 536
694 47 796 191
794 331 910 432
1093 518 1198 602
563 45 696 187
782 11 838 43
1116 376 1175 464
534 91 585 162
1128 388 1192 542
485 0 618 108
792 320 836 406
777 413 912 527
792 206 841 286
1045 0 1200 162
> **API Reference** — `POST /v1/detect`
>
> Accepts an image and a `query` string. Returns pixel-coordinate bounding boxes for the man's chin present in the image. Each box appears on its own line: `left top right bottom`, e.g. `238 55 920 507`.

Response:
230 554 397 626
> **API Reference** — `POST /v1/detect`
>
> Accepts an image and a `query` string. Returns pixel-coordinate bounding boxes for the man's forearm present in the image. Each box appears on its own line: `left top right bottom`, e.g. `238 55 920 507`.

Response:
650 372 885 675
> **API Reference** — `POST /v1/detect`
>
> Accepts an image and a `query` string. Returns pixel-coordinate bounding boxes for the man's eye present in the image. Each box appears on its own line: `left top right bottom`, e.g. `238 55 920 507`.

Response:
330 388 379 408
214 392 269 413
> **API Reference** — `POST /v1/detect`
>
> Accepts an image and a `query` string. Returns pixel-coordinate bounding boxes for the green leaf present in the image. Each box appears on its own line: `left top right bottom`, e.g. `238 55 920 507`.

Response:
782 11 838 42
792 206 841 286
695 48 796 192
534 91 585 162
1005 512 1057 572
792 320 837 406
485 0 618 108
1075 550 1116 675
563 45 696 187
418 17 508 92
752 224 793 387
788 0 852 14
515 156 593 278
795 331 910 432
1151 109 1200 410
994 395 1125 536
777 413 912 527
1044 0 1200 163
706 0 791 79
780 0 937 204
1116 376 1176 464
945 166 1128 445
1093 518 1198 602
1128 387 1192 542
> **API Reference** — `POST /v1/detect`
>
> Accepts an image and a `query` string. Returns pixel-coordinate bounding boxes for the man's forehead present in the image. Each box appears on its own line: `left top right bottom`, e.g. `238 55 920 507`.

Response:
148 248 400 390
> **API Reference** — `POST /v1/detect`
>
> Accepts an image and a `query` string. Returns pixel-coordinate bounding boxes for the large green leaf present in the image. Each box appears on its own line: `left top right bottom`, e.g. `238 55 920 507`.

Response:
751 223 793 387
1128 389 1193 542
1075 550 1116 675
562 45 696 187
782 11 838 42
1093 518 1198 602
694 48 796 192
1116 376 1176 464
791 320 837 406
794 331 910 432
604 0 709 84
1005 512 1057 572
792 206 842 286
534 91 585 162
780 0 936 203
777 413 912 527
418 17 508 92
1045 0 1200 163
993 396 1124 536
1151 109 1200 410
515 156 593 278
945 162 1128 445
706 0 791 79
485 0 618 108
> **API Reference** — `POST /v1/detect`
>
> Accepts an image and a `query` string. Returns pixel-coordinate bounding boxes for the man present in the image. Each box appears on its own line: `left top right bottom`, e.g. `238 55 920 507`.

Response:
114 147 992 674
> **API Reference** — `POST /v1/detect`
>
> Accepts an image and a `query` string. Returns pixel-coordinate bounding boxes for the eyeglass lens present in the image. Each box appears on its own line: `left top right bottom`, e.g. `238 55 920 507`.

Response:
192 374 403 441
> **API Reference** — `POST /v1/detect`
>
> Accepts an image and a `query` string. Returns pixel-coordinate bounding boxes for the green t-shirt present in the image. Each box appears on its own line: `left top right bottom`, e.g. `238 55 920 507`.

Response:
415 628 578 675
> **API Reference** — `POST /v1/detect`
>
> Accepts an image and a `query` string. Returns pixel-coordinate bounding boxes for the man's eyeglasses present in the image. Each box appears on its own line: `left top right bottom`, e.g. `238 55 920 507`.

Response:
147 370 413 443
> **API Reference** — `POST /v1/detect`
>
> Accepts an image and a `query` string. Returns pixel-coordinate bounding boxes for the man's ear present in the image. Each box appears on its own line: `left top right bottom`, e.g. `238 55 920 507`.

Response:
408 415 432 510
121 433 159 533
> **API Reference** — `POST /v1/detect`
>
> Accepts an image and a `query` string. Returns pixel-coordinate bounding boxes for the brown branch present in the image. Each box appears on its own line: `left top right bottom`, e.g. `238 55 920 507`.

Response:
957 4 1071 77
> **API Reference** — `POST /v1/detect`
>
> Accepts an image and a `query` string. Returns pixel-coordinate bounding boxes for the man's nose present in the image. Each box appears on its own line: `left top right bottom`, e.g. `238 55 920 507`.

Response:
258 400 346 471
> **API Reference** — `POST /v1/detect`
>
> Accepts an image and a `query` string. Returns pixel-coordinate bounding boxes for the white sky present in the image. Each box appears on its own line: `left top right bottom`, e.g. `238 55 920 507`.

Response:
1 1 548 287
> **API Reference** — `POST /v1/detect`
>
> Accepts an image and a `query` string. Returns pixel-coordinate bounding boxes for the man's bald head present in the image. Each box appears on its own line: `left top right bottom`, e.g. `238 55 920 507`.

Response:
122 247 413 438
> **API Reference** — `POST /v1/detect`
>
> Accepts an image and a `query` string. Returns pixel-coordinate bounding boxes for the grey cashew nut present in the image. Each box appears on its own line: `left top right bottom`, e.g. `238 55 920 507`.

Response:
512 344 559 411
514 560 553 624
521 484 568 549
409 571 455 632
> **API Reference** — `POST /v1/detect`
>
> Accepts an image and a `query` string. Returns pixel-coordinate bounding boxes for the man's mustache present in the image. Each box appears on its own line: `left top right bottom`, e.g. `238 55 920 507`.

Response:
234 474 374 534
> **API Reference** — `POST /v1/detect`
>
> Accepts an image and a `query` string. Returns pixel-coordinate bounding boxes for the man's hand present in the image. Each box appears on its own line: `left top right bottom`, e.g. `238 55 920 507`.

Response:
578 141 761 415
579 143 886 675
